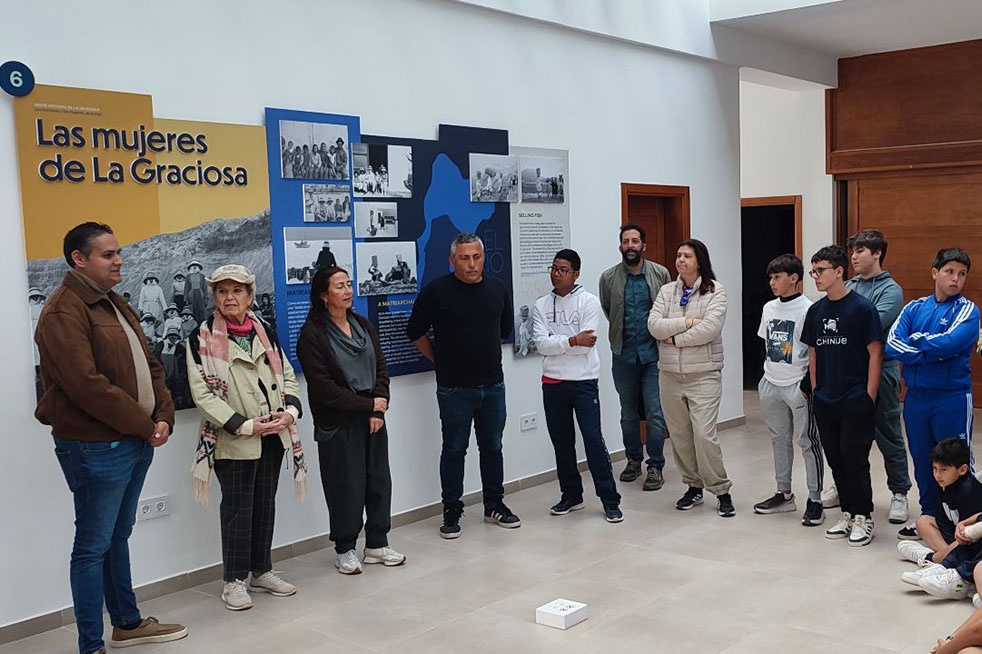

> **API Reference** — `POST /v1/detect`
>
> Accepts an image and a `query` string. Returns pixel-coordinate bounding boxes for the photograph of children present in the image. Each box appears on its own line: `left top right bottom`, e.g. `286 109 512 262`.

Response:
352 143 413 198
303 184 352 223
283 226 353 285
354 202 398 238
520 156 566 203
279 120 350 181
469 153 519 203
355 241 417 296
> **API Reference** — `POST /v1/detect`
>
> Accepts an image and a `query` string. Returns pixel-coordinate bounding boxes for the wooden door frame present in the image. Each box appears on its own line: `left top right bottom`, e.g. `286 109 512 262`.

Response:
740 195 803 257
620 183 691 266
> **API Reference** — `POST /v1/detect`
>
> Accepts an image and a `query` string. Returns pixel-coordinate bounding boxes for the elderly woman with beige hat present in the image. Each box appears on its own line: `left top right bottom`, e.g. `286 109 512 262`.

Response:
186 264 308 611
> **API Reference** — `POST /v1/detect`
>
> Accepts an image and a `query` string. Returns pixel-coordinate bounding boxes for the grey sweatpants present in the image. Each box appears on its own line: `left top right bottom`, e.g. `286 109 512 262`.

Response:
758 377 825 502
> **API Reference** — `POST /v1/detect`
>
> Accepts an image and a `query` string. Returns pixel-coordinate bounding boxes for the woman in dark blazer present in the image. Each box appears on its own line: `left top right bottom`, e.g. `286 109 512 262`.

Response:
296 266 405 575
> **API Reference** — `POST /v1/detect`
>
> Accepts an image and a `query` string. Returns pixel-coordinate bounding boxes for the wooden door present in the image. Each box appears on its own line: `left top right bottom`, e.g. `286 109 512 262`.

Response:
845 170 982 403
620 183 690 270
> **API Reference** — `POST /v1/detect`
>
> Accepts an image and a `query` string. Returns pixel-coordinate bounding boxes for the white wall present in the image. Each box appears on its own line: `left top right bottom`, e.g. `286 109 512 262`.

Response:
740 79 834 296
451 0 838 85
0 0 744 627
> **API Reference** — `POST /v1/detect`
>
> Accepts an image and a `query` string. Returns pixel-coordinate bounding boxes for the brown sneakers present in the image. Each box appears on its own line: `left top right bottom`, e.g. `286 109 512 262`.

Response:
109 617 188 648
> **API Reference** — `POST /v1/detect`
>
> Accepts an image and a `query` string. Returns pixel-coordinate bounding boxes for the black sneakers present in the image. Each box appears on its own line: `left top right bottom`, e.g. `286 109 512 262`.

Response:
897 524 920 540
440 505 463 539
620 459 643 482
753 492 796 514
642 467 664 491
484 502 522 528
802 499 825 526
716 493 736 518
550 498 585 515
676 486 704 511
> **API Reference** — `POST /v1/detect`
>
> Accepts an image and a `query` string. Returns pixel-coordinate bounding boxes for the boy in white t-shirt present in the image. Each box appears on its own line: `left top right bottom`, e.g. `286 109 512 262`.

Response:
754 254 826 526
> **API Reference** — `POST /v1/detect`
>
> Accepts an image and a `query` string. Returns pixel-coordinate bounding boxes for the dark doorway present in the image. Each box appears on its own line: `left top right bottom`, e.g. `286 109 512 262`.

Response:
741 197 800 389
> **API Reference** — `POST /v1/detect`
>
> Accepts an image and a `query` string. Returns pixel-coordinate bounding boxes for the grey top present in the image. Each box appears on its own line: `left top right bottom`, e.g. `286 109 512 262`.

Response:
327 316 376 392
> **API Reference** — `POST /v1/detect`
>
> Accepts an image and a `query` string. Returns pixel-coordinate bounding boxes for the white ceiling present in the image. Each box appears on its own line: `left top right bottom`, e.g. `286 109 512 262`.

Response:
714 0 982 58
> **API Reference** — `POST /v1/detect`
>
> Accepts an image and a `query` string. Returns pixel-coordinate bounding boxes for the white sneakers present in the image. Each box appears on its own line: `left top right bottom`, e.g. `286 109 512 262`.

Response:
888 493 908 524
901 563 946 586
223 573 297 610
848 514 874 547
336 549 363 575
825 512 852 540
918 568 976 600
337 546 408 573
821 485 840 509
897 540 933 567
249 571 297 597
222 580 253 611
825 512 873 546
363 546 407 567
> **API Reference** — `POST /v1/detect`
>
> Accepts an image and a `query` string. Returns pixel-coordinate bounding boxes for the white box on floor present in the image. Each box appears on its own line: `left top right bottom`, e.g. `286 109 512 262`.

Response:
535 598 589 630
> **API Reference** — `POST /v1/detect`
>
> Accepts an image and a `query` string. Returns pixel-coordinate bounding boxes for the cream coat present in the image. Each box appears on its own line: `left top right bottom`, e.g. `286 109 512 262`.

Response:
187 335 301 460
647 276 727 374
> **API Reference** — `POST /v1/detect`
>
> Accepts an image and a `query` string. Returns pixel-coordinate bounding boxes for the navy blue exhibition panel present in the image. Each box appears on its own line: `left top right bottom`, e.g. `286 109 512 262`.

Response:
265 110 512 376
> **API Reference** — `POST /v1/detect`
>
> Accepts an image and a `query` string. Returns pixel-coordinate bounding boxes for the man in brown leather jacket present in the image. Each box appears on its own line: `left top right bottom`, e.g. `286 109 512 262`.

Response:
34 222 187 654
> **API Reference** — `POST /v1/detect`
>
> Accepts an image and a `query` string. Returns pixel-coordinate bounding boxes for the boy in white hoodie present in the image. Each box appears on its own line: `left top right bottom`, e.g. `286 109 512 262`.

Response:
533 249 623 523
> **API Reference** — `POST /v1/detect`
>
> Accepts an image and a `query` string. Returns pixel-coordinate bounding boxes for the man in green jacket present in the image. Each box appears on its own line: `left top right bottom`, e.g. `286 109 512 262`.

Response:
599 223 670 491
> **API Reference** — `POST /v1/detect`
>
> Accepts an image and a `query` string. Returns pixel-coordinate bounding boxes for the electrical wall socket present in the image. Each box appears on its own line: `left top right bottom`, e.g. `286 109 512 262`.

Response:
136 495 170 522
520 413 538 431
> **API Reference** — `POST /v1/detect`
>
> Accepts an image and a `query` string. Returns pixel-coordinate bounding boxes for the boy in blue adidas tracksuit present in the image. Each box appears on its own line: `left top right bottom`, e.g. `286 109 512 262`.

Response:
885 247 979 550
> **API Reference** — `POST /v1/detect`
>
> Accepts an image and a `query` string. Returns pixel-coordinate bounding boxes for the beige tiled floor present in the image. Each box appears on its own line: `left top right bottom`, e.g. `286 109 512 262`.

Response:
4 392 977 653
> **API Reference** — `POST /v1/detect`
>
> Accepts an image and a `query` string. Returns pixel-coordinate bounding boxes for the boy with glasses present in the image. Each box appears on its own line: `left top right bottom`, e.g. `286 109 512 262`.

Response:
533 249 622 522
801 245 883 546
835 229 912 533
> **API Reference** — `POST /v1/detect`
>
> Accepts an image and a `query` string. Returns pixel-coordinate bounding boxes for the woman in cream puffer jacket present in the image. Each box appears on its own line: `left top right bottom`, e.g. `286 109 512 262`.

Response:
647 239 734 517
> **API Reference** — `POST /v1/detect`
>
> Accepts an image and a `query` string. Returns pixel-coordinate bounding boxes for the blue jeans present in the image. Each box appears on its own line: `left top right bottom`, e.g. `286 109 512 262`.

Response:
54 437 153 654
611 355 666 470
542 380 620 507
436 382 506 510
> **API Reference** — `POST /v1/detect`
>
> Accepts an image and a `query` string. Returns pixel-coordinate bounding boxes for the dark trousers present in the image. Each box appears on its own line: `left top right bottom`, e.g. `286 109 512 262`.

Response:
317 421 392 553
436 382 506 510
214 435 285 582
813 394 876 518
542 380 620 507
942 541 982 582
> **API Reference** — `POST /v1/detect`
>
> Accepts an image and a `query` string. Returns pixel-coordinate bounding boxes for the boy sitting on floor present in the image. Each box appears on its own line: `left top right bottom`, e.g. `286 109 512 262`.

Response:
899 438 982 600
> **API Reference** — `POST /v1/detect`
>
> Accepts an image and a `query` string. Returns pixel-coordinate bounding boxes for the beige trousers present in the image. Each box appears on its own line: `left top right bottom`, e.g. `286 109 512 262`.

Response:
659 369 731 495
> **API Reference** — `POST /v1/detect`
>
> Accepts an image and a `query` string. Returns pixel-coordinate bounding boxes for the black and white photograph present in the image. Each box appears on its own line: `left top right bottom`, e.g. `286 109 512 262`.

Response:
355 241 417 296
26 213 276 410
352 143 413 198
354 202 398 238
303 184 352 223
513 304 537 357
279 120 350 181
469 153 519 203
520 155 566 203
283 226 353 285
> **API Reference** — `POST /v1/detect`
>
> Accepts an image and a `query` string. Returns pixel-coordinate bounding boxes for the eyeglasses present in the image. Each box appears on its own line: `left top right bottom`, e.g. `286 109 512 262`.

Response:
808 266 834 278
548 266 574 276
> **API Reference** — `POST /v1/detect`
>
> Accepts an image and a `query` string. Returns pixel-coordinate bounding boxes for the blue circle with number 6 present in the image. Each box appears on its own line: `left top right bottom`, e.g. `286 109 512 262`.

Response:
0 61 35 97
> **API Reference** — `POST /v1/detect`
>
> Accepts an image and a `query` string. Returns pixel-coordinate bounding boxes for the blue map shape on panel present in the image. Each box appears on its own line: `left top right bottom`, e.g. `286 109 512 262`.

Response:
419 153 494 285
